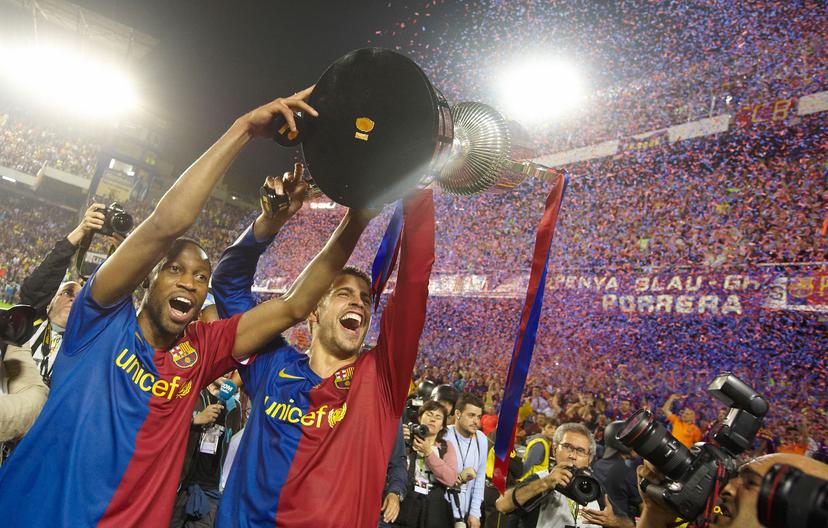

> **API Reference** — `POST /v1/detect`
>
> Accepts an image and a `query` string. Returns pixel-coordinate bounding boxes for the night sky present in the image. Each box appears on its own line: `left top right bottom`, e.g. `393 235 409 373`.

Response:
71 0 449 197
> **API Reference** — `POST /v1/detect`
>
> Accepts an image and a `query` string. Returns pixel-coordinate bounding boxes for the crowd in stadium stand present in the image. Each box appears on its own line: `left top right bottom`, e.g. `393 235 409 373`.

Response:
367 0 826 158
0 111 100 178
1 0 825 479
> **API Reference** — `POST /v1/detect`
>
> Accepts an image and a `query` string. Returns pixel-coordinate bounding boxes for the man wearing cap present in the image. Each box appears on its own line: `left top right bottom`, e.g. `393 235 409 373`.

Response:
589 421 641 521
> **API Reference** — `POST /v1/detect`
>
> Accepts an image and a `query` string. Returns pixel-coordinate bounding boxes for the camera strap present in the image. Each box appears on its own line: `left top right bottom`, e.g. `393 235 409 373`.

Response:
698 461 728 528
447 488 464 522
566 497 581 524
74 231 94 279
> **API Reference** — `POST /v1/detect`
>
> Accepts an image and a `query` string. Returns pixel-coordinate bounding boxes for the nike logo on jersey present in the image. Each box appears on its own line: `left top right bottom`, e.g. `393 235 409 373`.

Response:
278 368 304 380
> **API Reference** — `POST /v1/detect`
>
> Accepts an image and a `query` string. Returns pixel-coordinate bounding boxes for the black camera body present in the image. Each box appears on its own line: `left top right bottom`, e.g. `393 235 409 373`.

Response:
407 422 430 440
555 466 602 506
0 305 37 347
97 202 134 237
618 372 768 522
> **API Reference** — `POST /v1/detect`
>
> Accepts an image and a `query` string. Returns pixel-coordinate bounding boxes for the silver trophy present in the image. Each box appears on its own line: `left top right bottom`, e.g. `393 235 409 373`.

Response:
434 101 563 195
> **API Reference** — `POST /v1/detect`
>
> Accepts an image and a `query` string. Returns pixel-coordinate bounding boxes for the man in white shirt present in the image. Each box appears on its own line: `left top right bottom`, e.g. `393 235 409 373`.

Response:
496 423 632 528
446 393 488 528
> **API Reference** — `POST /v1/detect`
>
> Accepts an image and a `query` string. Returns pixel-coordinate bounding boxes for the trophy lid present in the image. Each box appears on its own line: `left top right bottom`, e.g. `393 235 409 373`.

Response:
301 48 443 208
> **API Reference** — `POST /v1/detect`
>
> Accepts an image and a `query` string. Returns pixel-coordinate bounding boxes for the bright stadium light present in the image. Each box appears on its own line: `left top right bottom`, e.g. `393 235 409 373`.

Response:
497 56 585 125
0 43 137 119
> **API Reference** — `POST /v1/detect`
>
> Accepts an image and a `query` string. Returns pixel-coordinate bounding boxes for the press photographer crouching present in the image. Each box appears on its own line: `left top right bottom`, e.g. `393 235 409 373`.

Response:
393 400 459 527
496 423 632 528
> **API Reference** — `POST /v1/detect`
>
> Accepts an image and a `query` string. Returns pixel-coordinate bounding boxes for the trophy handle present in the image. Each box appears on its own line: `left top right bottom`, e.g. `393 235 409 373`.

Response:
271 111 308 147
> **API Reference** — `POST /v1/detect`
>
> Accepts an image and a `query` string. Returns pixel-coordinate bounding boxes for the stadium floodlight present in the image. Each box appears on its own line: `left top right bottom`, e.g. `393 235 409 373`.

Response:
496 56 585 125
0 43 137 120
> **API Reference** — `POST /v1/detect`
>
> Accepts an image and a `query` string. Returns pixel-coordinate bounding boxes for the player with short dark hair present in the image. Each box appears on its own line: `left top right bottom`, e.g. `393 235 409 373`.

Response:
212 177 435 527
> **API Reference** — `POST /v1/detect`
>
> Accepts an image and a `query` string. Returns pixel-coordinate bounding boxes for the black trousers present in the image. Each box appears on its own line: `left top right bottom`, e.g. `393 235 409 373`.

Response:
393 485 454 528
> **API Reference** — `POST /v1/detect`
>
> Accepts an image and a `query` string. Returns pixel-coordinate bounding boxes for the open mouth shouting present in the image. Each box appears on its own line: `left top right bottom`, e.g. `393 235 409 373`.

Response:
168 295 196 324
338 310 364 337
713 499 732 525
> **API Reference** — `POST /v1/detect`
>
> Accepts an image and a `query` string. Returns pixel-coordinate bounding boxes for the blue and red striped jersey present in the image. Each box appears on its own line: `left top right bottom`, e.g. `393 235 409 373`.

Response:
213 190 435 527
0 276 241 527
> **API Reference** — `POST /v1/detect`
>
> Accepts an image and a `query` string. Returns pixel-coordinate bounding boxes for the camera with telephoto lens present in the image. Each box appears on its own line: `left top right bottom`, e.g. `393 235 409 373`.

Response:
0 305 37 346
757 463 828 528
617 372 768 522
555 466 602 506
97 202 134 237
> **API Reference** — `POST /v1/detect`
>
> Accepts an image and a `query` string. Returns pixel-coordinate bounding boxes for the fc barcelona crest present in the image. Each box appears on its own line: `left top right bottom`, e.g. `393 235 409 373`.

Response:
334 365 354 391
171 341 199 369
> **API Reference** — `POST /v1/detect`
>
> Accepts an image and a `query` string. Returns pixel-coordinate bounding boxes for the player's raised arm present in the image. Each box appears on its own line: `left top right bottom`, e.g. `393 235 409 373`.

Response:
230 206 377 361
212 165 309 319
91 88 317 308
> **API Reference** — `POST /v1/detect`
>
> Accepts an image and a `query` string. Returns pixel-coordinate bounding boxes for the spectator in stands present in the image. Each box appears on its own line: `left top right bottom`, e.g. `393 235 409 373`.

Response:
776 416 812 456
606 397 634 422
446 393 488 528
3 281 18 304
530 387 552 417
523 413 548 437
661 393 703 448
480 402 499 437
394 400 458 528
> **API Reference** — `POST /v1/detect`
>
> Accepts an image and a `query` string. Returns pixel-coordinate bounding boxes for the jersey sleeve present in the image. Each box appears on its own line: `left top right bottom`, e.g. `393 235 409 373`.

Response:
238 348 281 395
193 313 243 383
61 272 135 357
374 189 435 416
212 223 289 366
212 223 276 318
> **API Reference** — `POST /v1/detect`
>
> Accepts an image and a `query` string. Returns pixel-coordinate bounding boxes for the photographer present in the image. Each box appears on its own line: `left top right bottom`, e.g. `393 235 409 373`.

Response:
380 422 408 527
0 204 117 454
19 202 122 313
17 203 125 386
393 400 459 528
496 423 632 528
635 453 828 528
